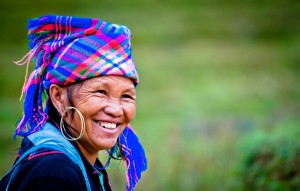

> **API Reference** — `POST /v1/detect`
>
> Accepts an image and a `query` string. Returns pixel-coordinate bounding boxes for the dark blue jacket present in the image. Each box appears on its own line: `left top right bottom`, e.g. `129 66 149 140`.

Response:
0 137 112 191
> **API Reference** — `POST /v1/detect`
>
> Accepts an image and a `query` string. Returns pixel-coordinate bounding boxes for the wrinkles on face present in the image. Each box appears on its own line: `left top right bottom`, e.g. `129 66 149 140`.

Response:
72 81 99 105
63 76 137 159
71 77 136 107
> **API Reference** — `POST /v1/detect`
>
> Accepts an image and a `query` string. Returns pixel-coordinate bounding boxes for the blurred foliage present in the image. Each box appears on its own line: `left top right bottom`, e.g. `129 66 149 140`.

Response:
233 120 300 191
0 0 300 190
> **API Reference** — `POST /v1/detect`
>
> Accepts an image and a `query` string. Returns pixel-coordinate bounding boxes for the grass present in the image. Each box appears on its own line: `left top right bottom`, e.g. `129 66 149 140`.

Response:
0 0 299 190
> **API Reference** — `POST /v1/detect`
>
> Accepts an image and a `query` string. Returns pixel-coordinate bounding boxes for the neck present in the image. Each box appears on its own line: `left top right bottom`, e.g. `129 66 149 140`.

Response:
76 142 98 165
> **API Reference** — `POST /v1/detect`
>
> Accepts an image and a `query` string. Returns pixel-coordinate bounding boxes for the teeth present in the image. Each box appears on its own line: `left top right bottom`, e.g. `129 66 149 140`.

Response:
98 122 117 129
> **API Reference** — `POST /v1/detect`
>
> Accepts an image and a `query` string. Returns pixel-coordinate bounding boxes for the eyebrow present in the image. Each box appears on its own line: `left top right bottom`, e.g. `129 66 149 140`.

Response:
123 87 136 92
89 79 135 91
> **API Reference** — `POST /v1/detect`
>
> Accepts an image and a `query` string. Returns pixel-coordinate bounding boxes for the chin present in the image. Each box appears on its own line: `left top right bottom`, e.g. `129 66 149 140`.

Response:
99 139 118 150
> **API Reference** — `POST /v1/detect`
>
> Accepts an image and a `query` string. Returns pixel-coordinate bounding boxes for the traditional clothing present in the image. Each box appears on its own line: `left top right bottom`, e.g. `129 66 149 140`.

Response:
3 15 147 191
0 122 111 191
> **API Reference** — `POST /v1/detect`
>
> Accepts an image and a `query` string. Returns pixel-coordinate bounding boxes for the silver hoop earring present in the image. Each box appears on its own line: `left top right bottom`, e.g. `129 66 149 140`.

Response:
60 106 85 141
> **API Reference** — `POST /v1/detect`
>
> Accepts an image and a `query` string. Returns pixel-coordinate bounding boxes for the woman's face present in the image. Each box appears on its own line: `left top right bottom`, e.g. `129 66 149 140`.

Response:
63 76 136 154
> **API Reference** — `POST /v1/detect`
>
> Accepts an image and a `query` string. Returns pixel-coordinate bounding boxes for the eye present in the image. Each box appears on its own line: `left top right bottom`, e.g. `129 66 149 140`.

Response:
96 90 106 95
122 94 135 100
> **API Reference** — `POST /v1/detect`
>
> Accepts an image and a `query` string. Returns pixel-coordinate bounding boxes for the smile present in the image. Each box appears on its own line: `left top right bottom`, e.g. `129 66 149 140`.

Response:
95 121 119 129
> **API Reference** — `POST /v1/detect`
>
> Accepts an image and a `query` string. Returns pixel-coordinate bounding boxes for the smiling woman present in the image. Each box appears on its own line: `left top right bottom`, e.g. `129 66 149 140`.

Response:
50 76 137 163
0 15 147 191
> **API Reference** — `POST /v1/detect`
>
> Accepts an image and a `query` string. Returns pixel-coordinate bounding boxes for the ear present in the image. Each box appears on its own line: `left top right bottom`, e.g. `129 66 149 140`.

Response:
49 84 68 116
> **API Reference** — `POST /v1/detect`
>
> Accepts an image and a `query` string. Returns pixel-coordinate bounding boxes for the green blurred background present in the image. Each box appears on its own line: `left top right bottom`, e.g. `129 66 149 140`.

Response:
0 0 299 190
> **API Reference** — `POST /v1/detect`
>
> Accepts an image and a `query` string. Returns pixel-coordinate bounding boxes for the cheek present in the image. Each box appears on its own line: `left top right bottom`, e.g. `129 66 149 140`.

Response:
124 103 136 121
77 96 105 112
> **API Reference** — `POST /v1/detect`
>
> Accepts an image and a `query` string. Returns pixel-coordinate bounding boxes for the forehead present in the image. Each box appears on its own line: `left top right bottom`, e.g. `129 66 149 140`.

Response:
81 76 135 89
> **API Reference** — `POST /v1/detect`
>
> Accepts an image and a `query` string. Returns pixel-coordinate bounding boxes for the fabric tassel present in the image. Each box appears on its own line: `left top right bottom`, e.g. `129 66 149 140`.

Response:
119 126 147 191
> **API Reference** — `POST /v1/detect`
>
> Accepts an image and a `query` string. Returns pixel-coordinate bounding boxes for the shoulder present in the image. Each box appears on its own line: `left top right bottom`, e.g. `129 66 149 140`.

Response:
9 150 86 191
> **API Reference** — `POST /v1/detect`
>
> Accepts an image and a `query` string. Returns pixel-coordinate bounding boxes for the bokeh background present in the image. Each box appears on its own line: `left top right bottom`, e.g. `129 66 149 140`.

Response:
0 0 299 190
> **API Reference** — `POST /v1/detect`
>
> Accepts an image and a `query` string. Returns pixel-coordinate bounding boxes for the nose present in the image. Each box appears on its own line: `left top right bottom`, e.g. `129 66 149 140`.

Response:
103 98 123 117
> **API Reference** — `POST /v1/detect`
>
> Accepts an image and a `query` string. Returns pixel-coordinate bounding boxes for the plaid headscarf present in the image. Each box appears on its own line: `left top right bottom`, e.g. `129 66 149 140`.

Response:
15 15 147 191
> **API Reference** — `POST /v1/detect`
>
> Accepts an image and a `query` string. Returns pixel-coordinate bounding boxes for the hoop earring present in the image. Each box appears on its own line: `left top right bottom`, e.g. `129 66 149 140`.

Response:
60 106 85 141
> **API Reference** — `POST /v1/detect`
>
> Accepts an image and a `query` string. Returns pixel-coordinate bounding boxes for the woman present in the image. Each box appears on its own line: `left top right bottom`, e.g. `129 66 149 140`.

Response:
0 15 147 191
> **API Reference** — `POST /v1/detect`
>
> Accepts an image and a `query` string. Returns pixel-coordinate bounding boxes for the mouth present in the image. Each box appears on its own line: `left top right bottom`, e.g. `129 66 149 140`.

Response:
94 121 120 130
